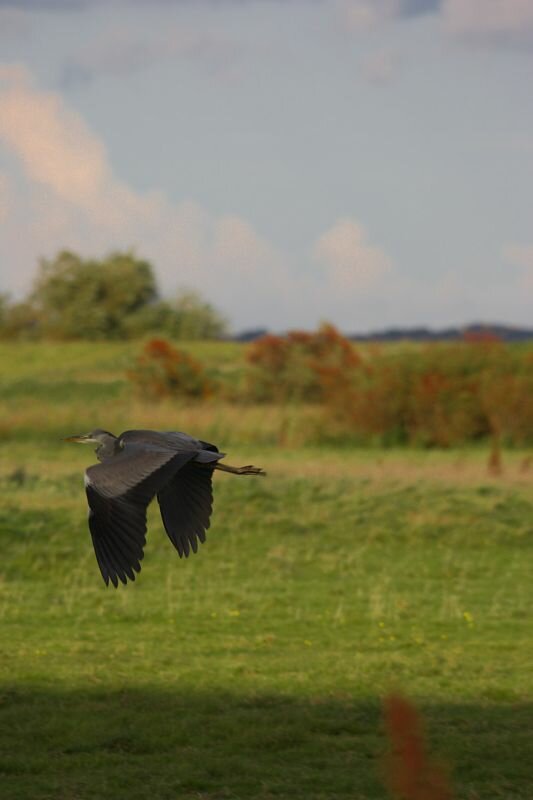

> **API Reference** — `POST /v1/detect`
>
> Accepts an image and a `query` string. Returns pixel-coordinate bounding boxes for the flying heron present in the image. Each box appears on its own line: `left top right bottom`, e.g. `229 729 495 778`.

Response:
65 428 265 587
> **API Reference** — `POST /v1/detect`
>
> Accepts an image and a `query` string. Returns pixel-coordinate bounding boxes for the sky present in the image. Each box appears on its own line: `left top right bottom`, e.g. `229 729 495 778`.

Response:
0 0 532 332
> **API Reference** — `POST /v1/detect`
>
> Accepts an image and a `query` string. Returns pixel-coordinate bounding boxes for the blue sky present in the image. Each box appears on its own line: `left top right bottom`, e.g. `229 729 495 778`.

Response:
1 0 532 331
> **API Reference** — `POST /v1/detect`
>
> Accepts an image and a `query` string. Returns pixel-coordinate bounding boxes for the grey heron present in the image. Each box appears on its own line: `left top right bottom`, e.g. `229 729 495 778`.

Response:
65 428 265 587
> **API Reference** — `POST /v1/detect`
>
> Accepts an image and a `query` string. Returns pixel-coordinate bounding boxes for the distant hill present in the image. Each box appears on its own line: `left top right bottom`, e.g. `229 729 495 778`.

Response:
232 328 270 342
231 323 533 343
347 323 533 343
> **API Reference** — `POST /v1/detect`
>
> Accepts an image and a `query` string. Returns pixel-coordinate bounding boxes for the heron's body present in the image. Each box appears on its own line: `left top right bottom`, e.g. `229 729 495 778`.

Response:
66 428 264 587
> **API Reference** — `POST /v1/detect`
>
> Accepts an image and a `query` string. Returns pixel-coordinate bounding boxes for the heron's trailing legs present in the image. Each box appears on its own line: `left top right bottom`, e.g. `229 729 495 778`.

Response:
213 462 266 476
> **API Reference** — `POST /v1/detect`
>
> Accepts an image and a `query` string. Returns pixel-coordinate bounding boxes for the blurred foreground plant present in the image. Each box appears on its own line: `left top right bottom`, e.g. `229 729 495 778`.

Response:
383 693 453 800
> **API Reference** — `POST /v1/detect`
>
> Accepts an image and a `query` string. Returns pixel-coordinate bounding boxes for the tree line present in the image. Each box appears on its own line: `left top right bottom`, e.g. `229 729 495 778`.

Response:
0 251 227 340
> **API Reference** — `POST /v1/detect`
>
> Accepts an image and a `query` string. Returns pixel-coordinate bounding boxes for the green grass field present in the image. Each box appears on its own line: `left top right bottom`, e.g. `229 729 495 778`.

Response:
0 342 532 799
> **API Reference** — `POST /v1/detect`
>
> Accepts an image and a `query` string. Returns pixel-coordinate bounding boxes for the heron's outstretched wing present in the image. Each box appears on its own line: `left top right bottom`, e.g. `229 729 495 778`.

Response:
157 463 214 558
85 445 196 586
85 486 146 587
120 430 224 464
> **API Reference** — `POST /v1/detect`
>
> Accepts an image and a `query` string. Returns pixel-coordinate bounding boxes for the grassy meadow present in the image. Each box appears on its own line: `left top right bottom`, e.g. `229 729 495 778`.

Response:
0 341 532 799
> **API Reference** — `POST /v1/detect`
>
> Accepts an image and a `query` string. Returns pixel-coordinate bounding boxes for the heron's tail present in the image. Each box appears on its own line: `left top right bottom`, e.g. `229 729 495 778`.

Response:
214 462 266 476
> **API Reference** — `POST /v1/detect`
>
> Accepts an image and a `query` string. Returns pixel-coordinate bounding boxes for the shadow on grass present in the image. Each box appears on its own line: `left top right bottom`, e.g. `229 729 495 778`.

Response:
0 687 531 799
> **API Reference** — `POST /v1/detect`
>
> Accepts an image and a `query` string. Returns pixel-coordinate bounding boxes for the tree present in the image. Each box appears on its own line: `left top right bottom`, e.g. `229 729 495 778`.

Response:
0 293 8 328
124 290 228 340
2 250 228 340
31 250 157 339
0 293 41 340
169 290 228 340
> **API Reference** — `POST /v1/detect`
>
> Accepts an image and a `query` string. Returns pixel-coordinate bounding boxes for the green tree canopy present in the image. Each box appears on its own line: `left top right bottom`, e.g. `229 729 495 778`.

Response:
31 250 157 339
170 290 228 340
124 292 227 340
0 250 228 340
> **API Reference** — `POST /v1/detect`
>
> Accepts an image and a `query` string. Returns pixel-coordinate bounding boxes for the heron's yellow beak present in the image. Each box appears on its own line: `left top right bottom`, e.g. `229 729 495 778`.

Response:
64 434 91 443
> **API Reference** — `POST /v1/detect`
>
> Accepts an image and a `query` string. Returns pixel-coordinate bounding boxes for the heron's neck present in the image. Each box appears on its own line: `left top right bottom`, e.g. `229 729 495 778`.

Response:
95 437 120 462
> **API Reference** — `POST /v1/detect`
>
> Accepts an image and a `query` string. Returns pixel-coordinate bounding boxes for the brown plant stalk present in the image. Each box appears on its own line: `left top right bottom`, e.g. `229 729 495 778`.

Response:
383 693 453 800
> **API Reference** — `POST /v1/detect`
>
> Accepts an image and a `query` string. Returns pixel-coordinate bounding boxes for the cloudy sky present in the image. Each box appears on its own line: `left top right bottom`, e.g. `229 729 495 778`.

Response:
0 0 532 331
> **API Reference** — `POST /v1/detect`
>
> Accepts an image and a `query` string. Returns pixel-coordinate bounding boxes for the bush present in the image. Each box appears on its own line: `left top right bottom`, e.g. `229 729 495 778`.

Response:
127 338 214 400
325 341 533 447
245 323 360 403
245 328 533 446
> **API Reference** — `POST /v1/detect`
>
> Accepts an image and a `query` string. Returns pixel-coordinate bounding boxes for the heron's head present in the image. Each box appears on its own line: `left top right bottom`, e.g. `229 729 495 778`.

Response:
64 429 116 445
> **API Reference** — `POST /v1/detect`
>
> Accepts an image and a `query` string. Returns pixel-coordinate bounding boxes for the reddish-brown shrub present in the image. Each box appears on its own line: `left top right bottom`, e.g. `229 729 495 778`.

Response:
323 341 533 447
245 329 533 446
127 338 214 399
462 329 501 344
245 323 361 403
407 370 486 447
479 355 533 446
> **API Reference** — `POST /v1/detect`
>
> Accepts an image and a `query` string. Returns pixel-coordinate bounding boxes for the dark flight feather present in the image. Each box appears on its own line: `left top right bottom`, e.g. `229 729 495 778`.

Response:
157 463 214 558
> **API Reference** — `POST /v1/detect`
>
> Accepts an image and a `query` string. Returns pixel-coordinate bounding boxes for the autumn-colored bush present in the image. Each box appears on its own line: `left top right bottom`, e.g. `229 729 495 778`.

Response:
404 344 494 446
246 328 533 446
479 354 533 445
245 323 361 403
127 338 214 399
341 358 412 445
325 340 532 446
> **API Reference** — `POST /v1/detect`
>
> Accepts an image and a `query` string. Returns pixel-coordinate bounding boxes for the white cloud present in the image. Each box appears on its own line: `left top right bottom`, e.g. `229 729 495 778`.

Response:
0 8 31 39
0 172 8 221
59 25 243 87
213 216 281 278
503 243 533 290
336 0 533 51
360 48 402 85
0 64 290 325
441 0 533 48
0 64 109 208
503 243 533 268
313 218 392 291
335 0 404 30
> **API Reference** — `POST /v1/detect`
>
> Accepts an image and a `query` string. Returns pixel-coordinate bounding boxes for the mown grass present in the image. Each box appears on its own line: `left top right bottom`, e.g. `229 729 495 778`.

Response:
0 342 532 798
0 340 306 446
0 340 244 384
0 445 532 799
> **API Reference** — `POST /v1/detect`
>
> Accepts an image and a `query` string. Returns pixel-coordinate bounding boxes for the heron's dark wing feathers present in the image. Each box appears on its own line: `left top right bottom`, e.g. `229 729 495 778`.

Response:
86 444 196 499
85 445 197 586
119 430 224 464
86 486 146 587
157 463 214 559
